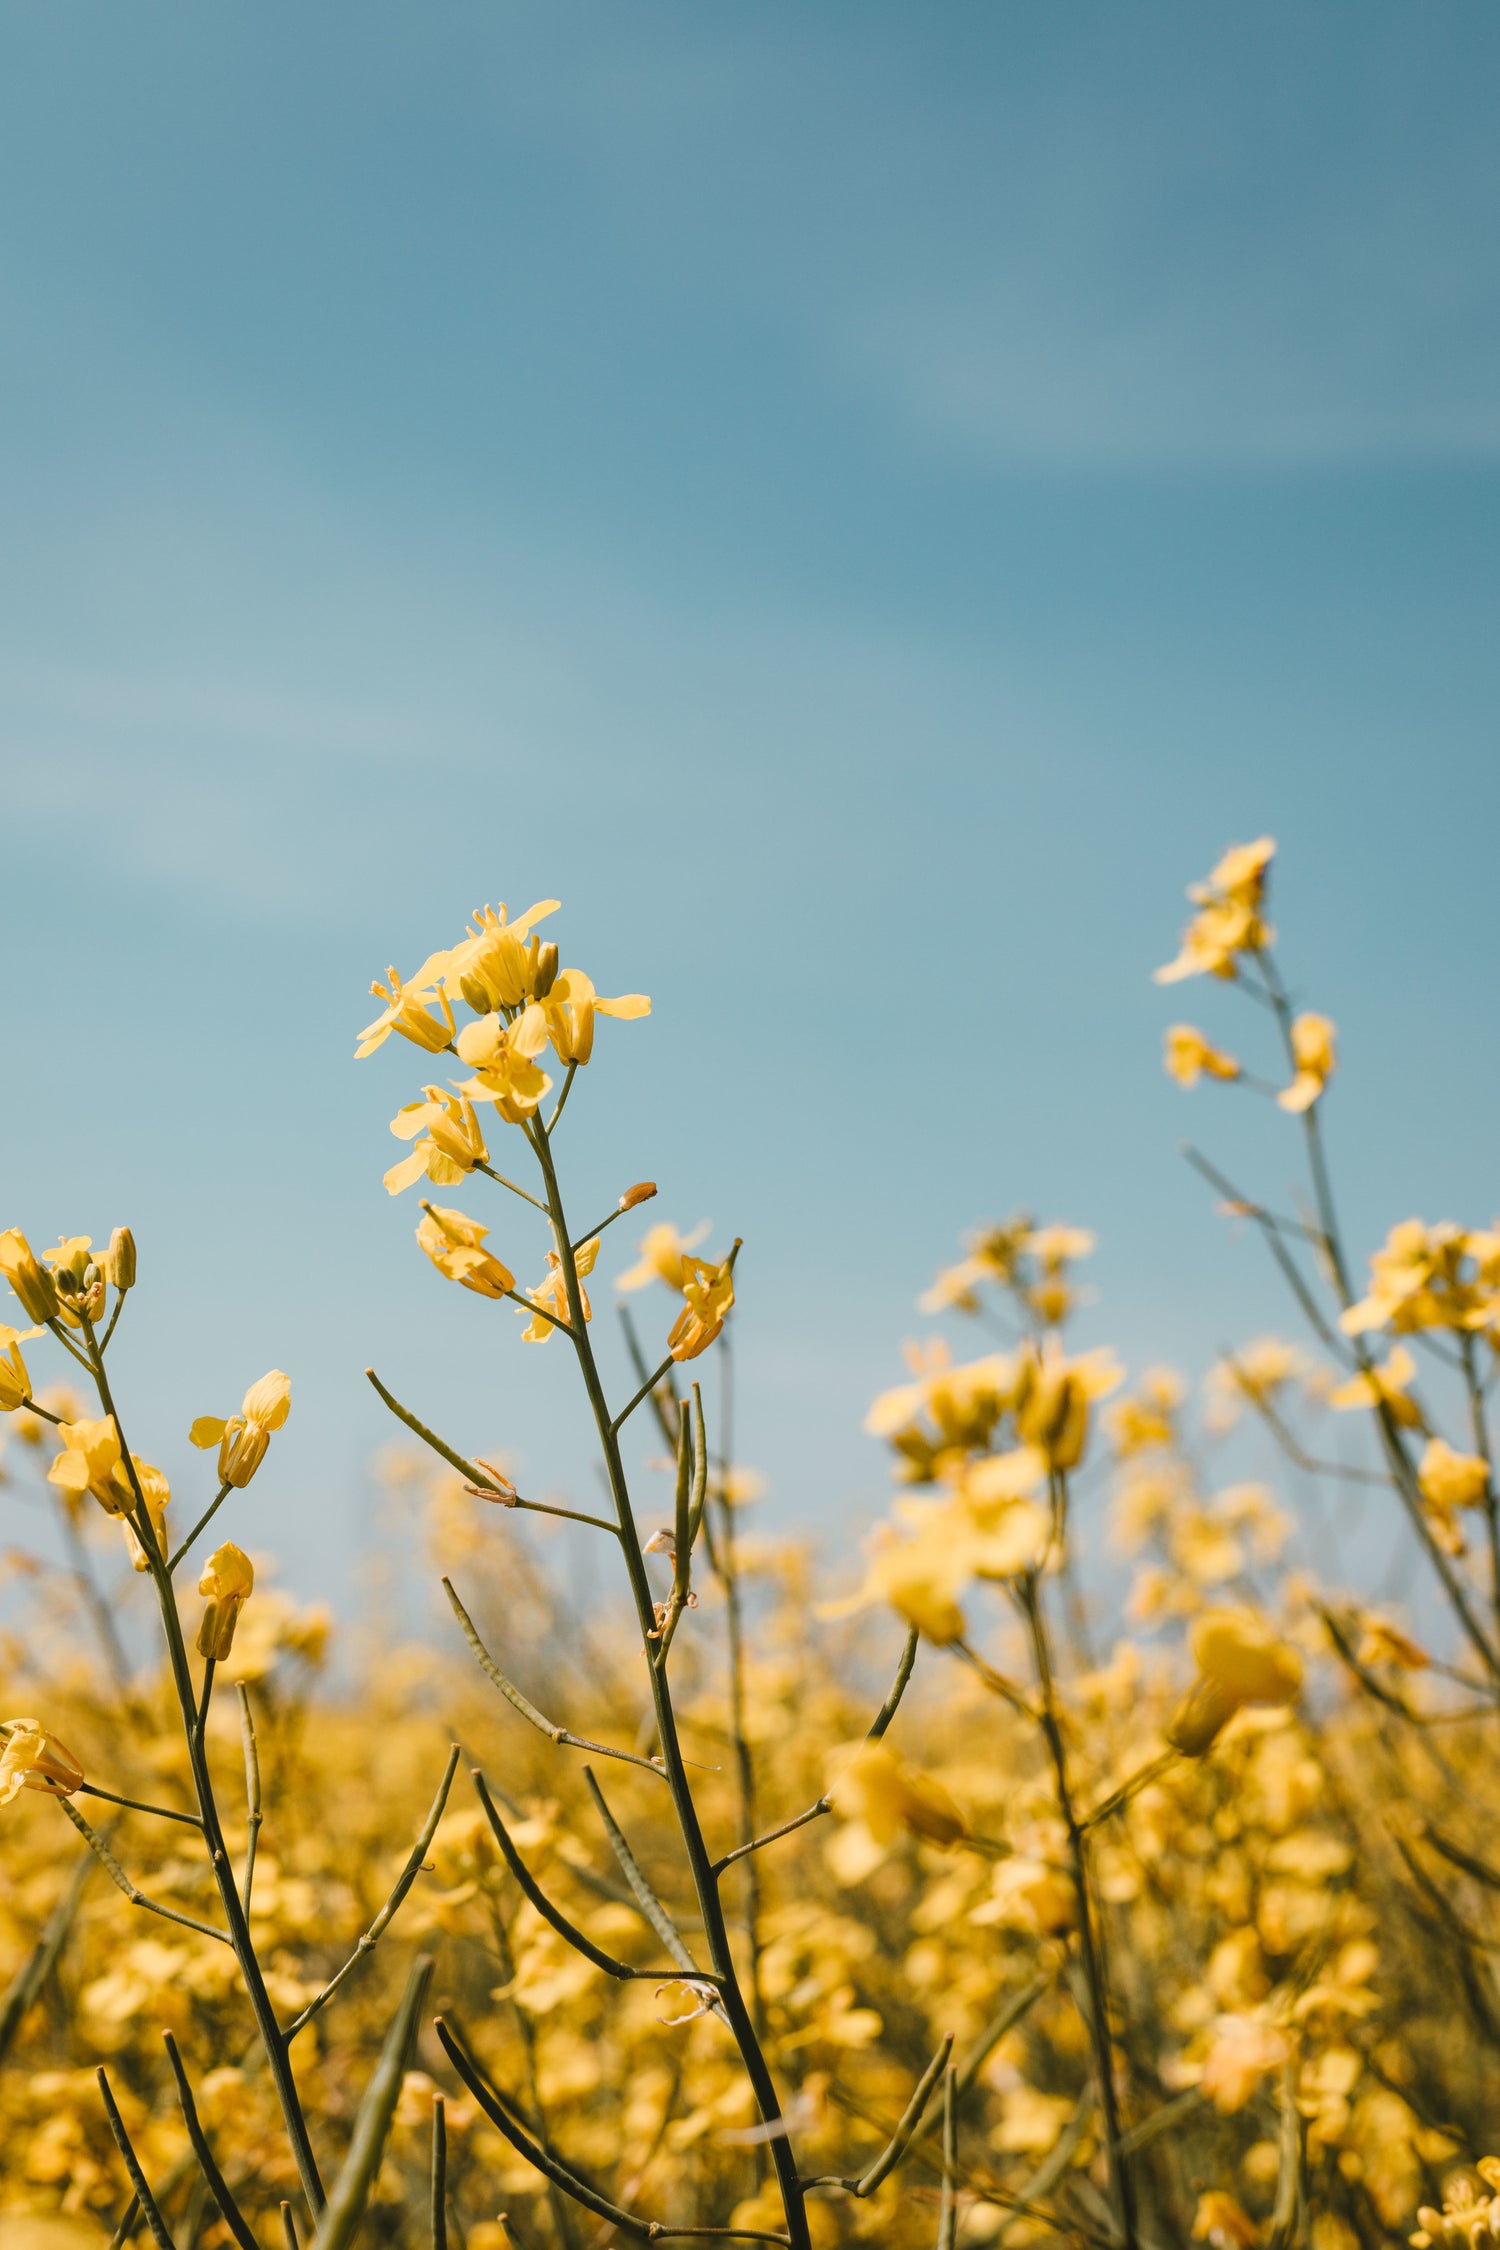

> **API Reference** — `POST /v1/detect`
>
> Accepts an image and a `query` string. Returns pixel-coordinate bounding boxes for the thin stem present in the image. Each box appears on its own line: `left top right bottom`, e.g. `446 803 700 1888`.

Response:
98 2067 178 2250
937 2068 957 2250
1017 1575 1137 2250
97 1289 128 1353
0 1835 99 2064
443 1578 664 1774
78 1315 326 2219
711 1337 765 2035
167 1483 234 1573
547 1059 579 1135
78 1781 203 1829
162 2030 262 2250
368 1366 615 1530
521 1115 812 2250
612 1354 678 1436
238 1684 263 1909
61 1800 232 1946
431 2095 448 2250
472 1766 670 1981
475 1158 551 1216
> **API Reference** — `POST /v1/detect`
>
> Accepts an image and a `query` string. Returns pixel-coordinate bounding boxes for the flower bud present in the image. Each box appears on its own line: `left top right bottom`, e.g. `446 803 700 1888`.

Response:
531 941 560 999
0 1231 59 1325
198 1542 255 1661
103 1228 137 1291
0 1331 34 1413
619 1181 659 1212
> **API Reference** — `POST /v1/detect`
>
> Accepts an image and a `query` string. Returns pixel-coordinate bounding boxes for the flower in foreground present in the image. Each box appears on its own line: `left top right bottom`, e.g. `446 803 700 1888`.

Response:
47 1415 130 1516
0 1322 40 1412
521 1237 600 1342
355 954 457 1060
198 1542 255 1661
384 1086 489 1194
668 1252 736 1362
0 1719 84 1805
190 1371 293 1489
540 969 650 1067
1166 1608 1303 1757
0 1229 60 1325
416 1205 515 1301
826 1739 967 1848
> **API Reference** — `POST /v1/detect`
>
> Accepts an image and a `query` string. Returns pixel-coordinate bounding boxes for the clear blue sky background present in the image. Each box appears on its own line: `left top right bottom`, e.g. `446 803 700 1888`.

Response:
2 4 1498 1608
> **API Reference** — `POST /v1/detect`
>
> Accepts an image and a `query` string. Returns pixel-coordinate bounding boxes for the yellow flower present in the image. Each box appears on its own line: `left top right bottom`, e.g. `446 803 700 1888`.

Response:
1197 2011 1293 2113
1192 2190 1260 2246
1356 1614 1430 1671
1166 1608 1303 1757
1327 1344 1423 1429
668 1253 736 1362
446 899 562 1013
47 1415 130 1516
1014 1338 1123 1471
102 1227 137 1291
0 1322 40 1412
414 1206 516 1301
384 1086 489 1195
120 1459 171 1571
189 1370 292 1489
614 1221 709 1293
1203 1336 1305 1430
540 969 650 1067
826 1739 966 1848
0 1228 65 1326
1277 1010 1337 1113
355 952 458 1060
1164 1025 1241 1087
1339 1218 1480 1336
821 1524 969 1646
453 1009 553 1123
1155 837 1276 984
865 1341 1018 1480
521 1236 600 1342
198 1542 255 1661
0 1719 84 1805
1418 1437 1489 1514
917 1217 1034 1313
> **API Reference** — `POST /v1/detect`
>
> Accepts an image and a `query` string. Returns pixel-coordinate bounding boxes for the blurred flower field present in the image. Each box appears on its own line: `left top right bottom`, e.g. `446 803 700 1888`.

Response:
2 844 1498 2250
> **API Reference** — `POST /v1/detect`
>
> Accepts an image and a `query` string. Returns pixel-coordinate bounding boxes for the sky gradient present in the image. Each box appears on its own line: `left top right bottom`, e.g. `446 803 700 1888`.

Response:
2 4 1498 1609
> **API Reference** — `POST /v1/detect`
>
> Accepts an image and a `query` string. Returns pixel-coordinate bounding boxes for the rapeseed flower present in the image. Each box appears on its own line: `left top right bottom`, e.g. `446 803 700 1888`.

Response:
190 1370 292 1488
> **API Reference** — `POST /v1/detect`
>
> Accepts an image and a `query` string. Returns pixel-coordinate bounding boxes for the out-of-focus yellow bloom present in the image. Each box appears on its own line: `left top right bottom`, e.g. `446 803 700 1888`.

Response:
1155 837 1275 984
198 1542 255 1661
47 1416 130 1516
1418 1438 1489 1519
821 1525 969 1646
918 1217 1035 1313
1197 2011 1293 2113
1108 1367 1185 1455
866 1341 1018 1483
1014 1338 1122 1471
1328 1345 1422 1429
384 1087 489 1195
1357 1614 1430 1670
1203 1336 1306 1430
120 1459 170 1571
976 1849 1077 1937
540 969 650 1067
669 1253 736 1362
522 1236 600 1342
1411 2158 1500 2250
826 1739 966 1848
0 1322 40 1412
1277 1011 1337 1114
1164 1026 1241 1087
0 1228 60 1324
1167 1609 1303 1757
189 1371 292 1489
414 1205 515 1301
355 954 457 1060
1192 2190 1260 2246
0 1719 84 1805
1339 1218 1486 1337
446 899 561 1013
615 1221 709 1293
453 1008 553 1123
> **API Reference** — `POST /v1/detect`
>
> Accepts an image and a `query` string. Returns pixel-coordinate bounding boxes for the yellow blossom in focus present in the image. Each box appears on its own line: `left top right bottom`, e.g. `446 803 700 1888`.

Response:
0 1719 84 1804
1155 836 1275 984
0 1322 40 1412
189 1370 292 1489
355 953 456 1060
826 1740 966 1849
668 1252 736 1362
0 1227 61 1324
522 1236 600 1342
444 899 561 1013
1165 1026 1241 1087
414 1206 515 1301
120 1459 171 1571
47 1415 129 1516
453 1009 553 1123
198 1542 255 1661
1277 1011 1337 1114
384 1086 489 1195
1328 1345 1423 1429
540 969 650 1067
615 1221 710 1293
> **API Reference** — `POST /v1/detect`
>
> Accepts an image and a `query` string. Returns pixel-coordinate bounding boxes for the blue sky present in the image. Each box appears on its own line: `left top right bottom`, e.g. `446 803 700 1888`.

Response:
2 3 1498 1608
